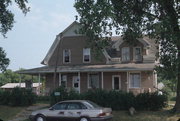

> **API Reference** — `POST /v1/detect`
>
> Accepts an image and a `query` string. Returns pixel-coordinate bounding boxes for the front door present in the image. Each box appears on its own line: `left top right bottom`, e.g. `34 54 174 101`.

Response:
73 76 80 93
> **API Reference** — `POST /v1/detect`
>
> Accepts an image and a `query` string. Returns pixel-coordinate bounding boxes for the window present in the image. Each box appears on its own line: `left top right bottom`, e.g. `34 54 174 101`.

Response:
122 47 130 62
63 49 71 63
134 47 142 61
88 74 99 89
67 103 81 110
129 73 140 88
61 75 67 87
112 76 121 90
53 103 67 110
83 48 91 63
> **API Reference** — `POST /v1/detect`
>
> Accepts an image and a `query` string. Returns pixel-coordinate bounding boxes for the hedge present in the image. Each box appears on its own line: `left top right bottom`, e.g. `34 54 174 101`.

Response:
0 87 36 106
50 86 168 111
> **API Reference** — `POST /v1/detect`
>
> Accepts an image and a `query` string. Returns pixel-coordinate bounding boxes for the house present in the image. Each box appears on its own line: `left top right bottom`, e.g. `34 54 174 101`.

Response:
18 21 158 95
0 83 42 95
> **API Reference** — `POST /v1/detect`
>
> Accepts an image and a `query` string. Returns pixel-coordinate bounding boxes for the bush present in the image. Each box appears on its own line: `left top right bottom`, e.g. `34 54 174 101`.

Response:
10 87 36 106
50 86 69 105
0 90 10 105
135 92 168 110
50 87 167 111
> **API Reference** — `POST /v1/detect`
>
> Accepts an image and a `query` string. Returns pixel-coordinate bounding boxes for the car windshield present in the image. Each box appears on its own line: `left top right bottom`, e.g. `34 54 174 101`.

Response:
85 100 101 108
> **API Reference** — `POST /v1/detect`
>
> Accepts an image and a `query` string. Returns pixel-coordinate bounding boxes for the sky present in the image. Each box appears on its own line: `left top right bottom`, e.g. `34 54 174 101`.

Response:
0 0 78 71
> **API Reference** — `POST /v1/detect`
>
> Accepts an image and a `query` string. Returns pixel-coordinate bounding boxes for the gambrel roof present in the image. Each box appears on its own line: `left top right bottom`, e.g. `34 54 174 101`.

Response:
41 21 82 65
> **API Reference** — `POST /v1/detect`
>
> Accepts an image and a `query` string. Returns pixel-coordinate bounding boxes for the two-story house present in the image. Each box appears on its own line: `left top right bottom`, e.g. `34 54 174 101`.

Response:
19 21 158 95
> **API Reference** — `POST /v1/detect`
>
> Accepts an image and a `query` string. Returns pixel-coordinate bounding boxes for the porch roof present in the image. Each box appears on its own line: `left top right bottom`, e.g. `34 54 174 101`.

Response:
17 63 156 74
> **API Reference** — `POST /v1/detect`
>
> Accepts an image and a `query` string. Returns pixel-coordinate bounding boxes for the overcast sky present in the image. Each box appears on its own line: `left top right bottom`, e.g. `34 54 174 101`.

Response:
0 0 77 71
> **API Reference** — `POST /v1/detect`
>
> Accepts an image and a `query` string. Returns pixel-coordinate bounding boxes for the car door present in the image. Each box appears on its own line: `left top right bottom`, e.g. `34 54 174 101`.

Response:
46 102 67 121
64 102 83 121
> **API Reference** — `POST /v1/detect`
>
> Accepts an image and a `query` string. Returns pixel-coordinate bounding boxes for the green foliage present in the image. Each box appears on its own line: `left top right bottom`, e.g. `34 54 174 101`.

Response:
0 47 10 72
50 87 167 111
75 0 180 111
0 89 10 105
10 87 36 106
0 87 36 106
0 69 39 86
0 0 30 37
50 86 68 105
135 92 168 111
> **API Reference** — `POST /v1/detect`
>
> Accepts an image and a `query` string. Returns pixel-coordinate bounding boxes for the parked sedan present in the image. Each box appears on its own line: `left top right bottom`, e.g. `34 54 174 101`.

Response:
29 100 113 121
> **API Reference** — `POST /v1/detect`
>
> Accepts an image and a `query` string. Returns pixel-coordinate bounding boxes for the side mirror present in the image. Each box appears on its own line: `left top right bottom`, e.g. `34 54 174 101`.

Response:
49 107 54 110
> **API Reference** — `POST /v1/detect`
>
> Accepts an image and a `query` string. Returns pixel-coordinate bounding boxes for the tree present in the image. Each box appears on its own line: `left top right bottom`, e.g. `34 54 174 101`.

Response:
0 69 38 86
0 0 29 71
74 0 180 112
0 47 9 72
0 0 29 37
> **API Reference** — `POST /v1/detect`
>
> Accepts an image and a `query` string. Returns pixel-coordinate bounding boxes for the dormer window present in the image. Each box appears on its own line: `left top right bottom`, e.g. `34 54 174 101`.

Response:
83 48 91 63
63 49 71 63
122 47 130 62
134 47 142 61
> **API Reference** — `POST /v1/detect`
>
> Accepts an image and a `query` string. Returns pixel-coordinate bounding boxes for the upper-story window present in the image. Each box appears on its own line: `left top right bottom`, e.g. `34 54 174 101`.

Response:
63 49 71 63
134 47 142 61
83 48 91 63
122 47 130 62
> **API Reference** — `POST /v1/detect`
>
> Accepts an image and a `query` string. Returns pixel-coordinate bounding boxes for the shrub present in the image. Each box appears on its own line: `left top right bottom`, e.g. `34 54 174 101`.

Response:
0 90 10 105
50 87 167 111
10 87 36 106
135 92 168 110
50 86 69 105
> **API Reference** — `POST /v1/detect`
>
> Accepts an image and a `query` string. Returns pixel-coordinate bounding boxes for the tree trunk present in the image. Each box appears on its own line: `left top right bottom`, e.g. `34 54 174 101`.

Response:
173 47 180 112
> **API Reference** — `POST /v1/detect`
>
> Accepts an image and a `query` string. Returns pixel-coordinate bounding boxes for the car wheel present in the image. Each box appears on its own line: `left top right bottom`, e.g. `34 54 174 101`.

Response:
79 117 90 121
36 114 46 121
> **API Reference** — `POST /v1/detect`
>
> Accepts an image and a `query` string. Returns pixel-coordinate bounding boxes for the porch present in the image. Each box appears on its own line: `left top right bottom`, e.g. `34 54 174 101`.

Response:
17 63 157 95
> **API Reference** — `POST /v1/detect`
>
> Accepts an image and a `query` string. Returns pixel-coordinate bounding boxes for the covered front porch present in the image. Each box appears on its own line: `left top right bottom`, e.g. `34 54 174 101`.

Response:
18 63 157 95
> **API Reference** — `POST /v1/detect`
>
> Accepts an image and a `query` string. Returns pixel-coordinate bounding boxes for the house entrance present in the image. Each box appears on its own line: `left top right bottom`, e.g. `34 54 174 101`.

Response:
72 76 80 93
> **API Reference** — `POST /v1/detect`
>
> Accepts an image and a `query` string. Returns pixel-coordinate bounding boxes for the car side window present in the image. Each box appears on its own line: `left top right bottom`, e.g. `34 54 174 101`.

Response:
67 103 82 110
53 103 67 110
80 103 87 109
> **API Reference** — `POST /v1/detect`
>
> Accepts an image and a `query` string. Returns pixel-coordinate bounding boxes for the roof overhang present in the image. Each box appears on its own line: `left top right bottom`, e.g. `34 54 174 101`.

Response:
17 63 157 74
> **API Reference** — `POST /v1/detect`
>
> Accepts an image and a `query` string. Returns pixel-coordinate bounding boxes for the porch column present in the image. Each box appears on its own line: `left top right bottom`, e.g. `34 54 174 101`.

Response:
38 74 41 86
38 73 41 95
59 73 61 86
78 72 81 93
101 72 104 89
127 71 129 92
19 74 22 88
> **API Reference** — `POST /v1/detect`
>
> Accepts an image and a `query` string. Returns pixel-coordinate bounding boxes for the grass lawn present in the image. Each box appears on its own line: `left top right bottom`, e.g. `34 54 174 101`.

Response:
1 103 179 121
112 109 180 121
0 105 27 121
22 109 180 121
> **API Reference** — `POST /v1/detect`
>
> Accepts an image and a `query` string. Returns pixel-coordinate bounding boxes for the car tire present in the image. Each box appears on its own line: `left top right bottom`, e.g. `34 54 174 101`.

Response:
35 114 46 121
79 117 90 121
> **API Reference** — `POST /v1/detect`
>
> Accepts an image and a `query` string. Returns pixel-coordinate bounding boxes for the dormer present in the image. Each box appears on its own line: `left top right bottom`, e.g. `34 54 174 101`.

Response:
104 36 157 64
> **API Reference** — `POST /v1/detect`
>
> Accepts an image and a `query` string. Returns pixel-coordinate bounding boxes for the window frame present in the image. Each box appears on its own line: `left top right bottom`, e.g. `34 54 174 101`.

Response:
133 47 142 61
121 47 130 62
112 75 121 90
88 73 100 89
63 49 71 64
61 75 67 88
129 72 141 88
83 48 91 63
